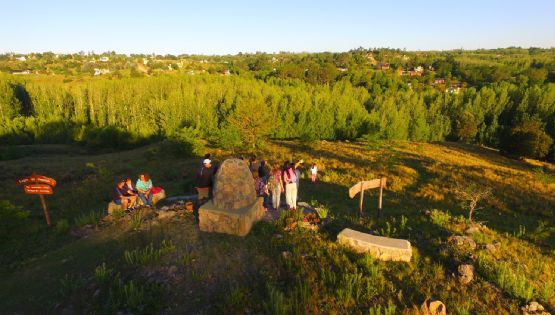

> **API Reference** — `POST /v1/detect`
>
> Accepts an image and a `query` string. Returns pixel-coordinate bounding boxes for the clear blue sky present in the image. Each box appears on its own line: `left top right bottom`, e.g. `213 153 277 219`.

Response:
1 0 554 55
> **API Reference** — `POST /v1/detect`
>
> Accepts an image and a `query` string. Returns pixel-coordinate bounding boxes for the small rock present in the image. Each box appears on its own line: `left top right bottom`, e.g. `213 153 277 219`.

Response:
464 226 480 234
457 264 474 284
167 265 178 275
485 243 497 253
273 234 283 239
282 251 292 259
521 301 549 315
93 289 101 298
161 206 169 211
448 235 477 251
421 299 446 315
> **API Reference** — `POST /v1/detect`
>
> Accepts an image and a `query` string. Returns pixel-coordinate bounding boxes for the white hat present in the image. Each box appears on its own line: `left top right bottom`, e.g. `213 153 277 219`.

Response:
203 159 211 165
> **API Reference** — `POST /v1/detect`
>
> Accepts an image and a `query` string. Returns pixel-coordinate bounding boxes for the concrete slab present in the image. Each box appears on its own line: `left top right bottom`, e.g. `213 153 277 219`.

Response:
337 228 412 262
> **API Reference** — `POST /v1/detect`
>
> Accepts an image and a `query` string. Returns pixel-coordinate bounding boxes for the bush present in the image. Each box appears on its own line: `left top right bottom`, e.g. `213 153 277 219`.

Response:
0 200 30 238
500 117 553 159
161 127 204 158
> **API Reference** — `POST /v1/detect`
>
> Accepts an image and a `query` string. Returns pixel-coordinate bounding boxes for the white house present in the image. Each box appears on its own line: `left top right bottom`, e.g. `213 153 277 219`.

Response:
15 56 26 61
99 56 109 62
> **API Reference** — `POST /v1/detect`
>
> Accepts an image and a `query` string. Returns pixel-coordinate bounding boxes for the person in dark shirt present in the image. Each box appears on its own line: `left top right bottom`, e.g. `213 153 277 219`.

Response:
196 159 216 203
113 179 137 211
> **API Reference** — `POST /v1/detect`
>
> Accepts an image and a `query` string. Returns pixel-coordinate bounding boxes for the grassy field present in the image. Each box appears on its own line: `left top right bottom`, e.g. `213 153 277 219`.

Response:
0 140 554 314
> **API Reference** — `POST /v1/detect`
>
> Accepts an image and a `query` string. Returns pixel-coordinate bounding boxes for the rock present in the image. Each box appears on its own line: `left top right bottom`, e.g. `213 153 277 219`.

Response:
421 299 446 315
464 226 480 234
521 301 549 315
337 228 412 262
448 235 477 251
282 251 292 259
457 264 474 284
160 206 169 211
485 243 498 254
157 210 176 220
167 265 178 275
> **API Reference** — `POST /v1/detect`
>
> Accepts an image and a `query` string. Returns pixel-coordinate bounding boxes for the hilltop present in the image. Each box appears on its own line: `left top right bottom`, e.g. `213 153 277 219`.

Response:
0 140 553 314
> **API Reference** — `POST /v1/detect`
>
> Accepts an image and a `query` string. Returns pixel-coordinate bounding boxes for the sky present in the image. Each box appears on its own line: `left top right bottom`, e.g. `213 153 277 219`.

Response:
1 0 554 55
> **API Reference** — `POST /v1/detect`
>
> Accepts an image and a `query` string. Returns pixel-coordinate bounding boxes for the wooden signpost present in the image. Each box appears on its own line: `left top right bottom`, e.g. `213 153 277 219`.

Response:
349 177 386 217
16 173 57 226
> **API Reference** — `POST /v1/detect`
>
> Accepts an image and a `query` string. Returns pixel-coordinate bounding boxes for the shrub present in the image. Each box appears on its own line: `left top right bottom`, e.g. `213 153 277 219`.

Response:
124 240 176 266
0 200 30 238
54 219 70 235
499 117 553 159
73 210 102 226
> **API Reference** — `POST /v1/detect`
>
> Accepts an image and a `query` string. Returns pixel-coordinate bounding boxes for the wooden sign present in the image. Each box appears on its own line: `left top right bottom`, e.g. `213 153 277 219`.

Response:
17 174 57 187
17 173 56 226
24 184 54 195
348 177 387 217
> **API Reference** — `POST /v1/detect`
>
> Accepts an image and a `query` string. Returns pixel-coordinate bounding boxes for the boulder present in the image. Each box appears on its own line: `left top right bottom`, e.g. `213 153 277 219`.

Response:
337 228 412 262
457 264 474 284
107 190 166 215
157 210 176 220
421 299 446 315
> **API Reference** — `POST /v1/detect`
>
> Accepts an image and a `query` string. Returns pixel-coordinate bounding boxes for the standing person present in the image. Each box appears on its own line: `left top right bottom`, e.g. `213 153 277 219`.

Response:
283 163 298 210
196 158 215 203
113 179 137 211
136 173 153 207
268 164 284 210
249 154 260 178
259 160 269 180
311 164 318 183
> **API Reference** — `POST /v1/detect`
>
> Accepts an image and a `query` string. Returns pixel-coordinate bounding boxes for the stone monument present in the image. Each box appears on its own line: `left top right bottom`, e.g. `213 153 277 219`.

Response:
198 159 265 236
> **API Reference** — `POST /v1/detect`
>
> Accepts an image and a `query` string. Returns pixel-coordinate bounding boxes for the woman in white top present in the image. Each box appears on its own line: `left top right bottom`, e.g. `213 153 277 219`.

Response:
311 164 318 183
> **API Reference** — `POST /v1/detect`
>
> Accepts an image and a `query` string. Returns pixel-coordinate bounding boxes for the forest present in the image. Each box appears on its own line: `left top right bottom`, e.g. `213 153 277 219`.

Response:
1 47 555 160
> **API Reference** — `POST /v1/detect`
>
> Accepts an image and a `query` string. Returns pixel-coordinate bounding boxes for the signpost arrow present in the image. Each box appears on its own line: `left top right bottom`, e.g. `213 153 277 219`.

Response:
348 177 387 216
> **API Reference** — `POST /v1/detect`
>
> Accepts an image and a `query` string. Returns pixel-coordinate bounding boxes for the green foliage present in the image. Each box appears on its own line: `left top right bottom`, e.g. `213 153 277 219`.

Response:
476 254 535 302
0 200 30 238
429 209 451 227
264 284 290 315
499 117 553 159
368 300 396 315
124 240 176 266
54 219 70 235
94 262 113 283
73 210 102 227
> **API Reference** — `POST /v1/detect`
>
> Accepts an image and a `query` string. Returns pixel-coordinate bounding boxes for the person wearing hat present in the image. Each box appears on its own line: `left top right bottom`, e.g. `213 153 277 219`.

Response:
112 179 137 212
196 158 215 203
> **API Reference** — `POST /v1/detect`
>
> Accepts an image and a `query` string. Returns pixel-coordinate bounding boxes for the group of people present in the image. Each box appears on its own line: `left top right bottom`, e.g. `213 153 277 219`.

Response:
112 173 155 211
195 153 318 212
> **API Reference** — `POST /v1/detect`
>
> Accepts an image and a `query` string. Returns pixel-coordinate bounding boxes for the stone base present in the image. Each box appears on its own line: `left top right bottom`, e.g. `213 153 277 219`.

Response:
337 228 412 262
199 197 265 236
107 190 166 215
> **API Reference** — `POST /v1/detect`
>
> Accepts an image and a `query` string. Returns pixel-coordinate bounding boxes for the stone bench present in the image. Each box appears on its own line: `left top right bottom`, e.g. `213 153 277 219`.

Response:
199 197 265 236
337 228 412 262
107 190 166 215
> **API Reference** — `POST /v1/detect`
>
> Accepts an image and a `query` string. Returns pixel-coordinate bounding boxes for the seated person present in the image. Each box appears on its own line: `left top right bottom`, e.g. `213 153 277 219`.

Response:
136 173 153 207
113 179 137 211
124 178 138 196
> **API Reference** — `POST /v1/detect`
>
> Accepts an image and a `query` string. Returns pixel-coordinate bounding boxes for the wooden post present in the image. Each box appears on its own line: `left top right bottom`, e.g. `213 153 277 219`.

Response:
39 195 52 226
359 181 364 215
378 177 384 218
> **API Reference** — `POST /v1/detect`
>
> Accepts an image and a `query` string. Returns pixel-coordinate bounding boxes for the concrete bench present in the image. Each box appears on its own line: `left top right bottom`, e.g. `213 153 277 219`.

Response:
107 190 166 215
337 228 412 262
